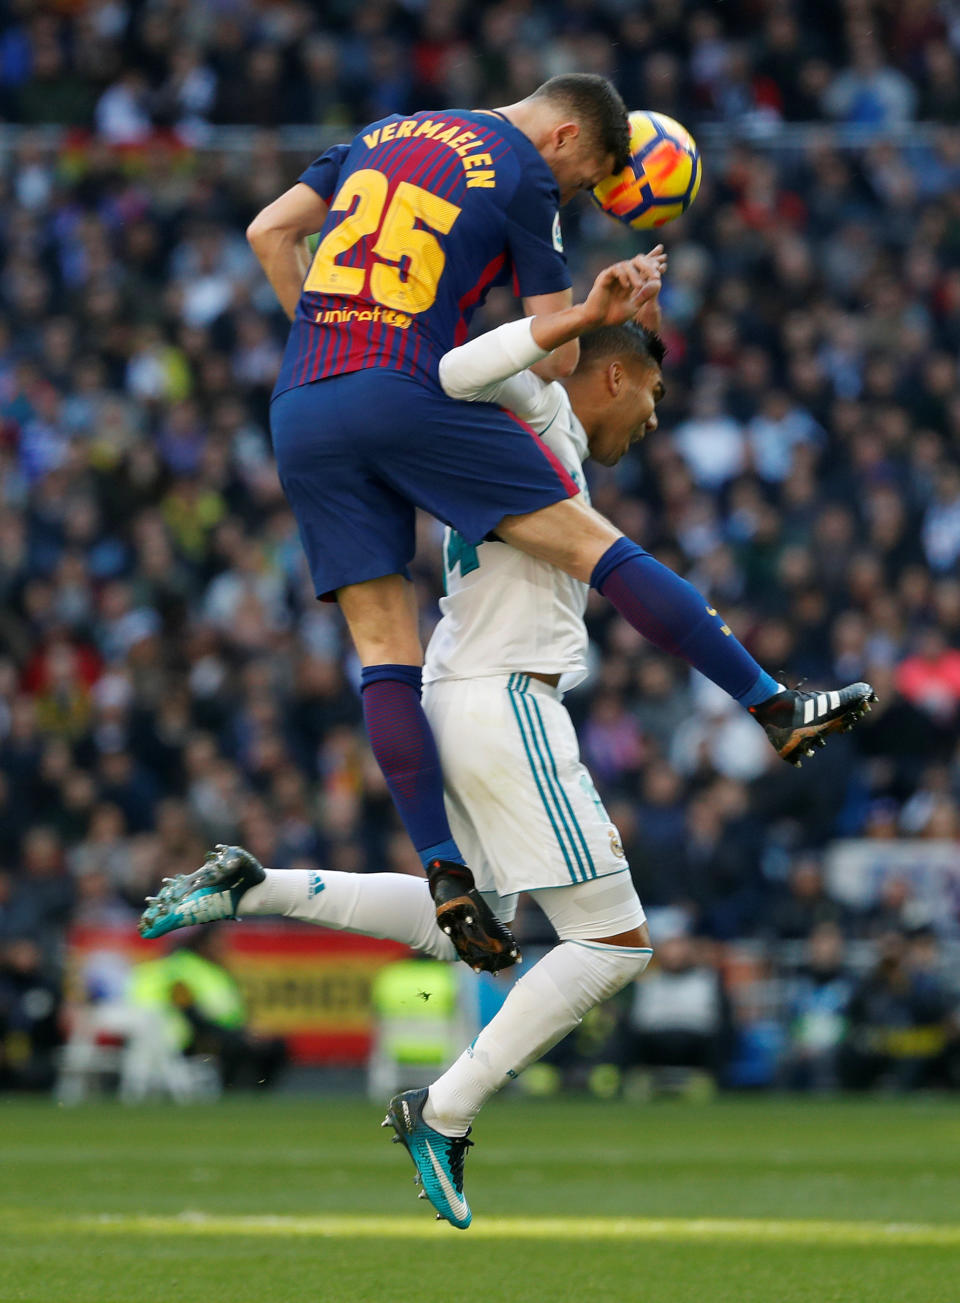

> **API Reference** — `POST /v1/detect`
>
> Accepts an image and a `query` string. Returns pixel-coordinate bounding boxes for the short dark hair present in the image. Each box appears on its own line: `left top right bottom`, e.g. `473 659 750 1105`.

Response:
578 322 666 371
530 74 631 172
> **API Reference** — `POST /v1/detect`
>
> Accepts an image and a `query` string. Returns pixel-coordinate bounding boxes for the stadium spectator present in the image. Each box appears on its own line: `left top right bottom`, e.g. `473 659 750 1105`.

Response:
612 921 733 1090
768 859 847 942
127 924 286 1090
823 34 917 125
780 922 853 1091
0 937 62 1090
895 628 960 727
839 930 956 1091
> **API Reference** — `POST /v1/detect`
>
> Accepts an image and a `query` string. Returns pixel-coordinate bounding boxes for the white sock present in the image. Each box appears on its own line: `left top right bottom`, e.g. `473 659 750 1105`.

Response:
423 939 652 1136
238 869 457 961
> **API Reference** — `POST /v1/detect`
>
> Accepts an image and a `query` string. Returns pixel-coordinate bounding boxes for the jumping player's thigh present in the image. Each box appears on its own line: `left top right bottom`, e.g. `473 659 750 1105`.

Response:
337 575 422 667
359 372 579 545
530 873 647 944
270 377 419 601
496 497 622 584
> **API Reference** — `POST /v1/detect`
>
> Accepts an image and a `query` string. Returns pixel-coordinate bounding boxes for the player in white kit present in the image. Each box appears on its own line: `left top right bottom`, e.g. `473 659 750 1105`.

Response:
423 314 666 907
139 254 666 1229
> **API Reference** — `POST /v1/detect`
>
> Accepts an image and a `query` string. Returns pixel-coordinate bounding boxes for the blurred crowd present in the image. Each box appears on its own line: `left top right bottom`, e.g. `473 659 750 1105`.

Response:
2 0 960 1091
4 0 960 135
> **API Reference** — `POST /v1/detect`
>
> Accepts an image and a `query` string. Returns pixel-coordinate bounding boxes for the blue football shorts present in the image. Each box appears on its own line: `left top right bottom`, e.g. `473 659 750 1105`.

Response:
270 370 578 600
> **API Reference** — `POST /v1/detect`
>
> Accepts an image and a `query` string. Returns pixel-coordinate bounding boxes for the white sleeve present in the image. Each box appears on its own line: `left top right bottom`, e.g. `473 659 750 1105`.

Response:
438 317 549 403
481 369 560 429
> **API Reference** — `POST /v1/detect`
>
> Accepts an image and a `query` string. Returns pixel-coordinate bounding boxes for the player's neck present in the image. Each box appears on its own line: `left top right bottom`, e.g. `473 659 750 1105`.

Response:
562 377 602 442
495 101 552 150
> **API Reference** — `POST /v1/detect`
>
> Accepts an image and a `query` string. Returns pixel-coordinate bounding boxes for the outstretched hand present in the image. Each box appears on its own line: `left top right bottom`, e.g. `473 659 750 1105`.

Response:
527 246 666 356
581 246 665 330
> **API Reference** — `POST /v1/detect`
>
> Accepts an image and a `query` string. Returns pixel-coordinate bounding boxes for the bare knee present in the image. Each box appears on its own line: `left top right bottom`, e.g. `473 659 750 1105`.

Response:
587 921 652 950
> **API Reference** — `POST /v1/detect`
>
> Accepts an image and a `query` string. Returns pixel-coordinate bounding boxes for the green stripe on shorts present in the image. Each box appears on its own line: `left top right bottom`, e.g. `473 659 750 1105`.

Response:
507 676 580 883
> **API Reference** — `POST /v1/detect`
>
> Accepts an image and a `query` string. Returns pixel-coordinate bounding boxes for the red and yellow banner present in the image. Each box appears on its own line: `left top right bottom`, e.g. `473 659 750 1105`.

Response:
66 923 411 1065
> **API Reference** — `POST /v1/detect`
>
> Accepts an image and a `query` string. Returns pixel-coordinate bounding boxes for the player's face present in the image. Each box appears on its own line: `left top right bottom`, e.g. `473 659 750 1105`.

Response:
590 363 664 467
543 126 616 204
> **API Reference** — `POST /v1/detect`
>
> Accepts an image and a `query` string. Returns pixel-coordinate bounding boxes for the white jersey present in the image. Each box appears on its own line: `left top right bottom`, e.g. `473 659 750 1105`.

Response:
424 329 591 690
420 318 641 902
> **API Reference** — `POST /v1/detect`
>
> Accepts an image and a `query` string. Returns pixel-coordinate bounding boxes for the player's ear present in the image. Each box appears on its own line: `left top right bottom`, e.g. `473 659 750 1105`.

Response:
606 360 623 396
553 121 581 151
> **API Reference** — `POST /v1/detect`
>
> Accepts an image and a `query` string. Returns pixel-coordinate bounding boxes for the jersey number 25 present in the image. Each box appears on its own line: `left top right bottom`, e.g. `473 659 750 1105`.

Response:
305 168 461 314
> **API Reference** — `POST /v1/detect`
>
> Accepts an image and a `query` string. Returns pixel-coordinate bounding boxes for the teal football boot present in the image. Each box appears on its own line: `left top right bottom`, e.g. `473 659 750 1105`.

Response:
139 844 265 939
382 1088 473 1229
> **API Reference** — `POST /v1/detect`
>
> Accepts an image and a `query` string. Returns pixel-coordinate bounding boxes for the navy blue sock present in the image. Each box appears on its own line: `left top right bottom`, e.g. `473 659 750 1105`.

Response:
360 664 466 871
591 539 780 706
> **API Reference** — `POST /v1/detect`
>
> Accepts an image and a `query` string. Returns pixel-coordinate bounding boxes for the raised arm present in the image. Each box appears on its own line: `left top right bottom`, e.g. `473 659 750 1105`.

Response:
522 289 580 379
246 183 331 321
529 249 662 352
440 249 663 404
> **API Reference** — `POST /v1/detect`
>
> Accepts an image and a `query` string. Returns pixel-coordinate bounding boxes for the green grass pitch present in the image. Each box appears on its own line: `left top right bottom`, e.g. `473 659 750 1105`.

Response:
2 1094 958 1303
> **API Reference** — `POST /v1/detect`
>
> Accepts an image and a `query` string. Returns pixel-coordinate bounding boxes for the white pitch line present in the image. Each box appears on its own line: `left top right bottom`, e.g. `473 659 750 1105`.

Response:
57 1214 960 1247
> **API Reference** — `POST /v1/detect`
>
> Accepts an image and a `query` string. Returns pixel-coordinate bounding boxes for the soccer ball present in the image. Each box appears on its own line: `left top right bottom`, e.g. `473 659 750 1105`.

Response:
591 110 702 230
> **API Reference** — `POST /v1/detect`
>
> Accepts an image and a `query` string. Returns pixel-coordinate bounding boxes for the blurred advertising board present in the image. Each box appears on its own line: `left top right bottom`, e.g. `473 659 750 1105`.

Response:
824 840 960 931
65 923 411 1065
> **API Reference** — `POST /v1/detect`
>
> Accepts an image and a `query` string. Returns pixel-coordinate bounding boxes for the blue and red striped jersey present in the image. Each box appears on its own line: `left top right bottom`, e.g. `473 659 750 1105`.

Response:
273 109 570 396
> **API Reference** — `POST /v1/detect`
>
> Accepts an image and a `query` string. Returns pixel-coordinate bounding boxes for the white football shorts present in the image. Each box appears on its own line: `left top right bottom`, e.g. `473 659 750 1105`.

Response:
482 869 645 943
423 674 640 910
